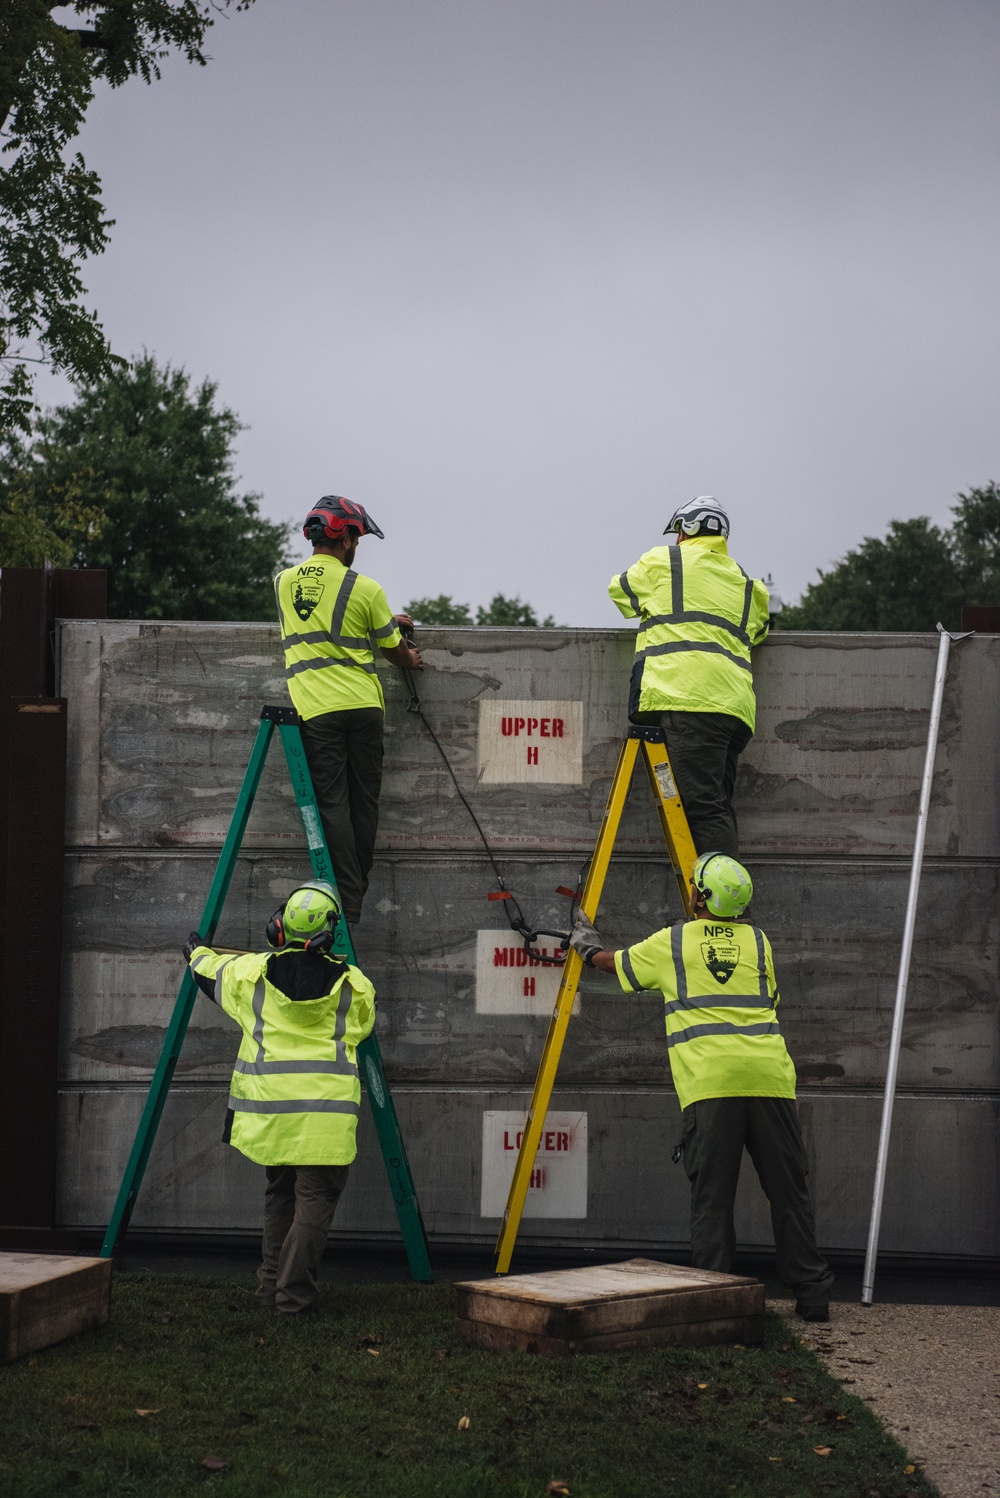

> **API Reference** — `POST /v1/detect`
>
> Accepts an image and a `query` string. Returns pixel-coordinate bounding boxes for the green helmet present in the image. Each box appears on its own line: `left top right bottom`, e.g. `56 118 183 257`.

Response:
691 852 753 920
276 881 340 948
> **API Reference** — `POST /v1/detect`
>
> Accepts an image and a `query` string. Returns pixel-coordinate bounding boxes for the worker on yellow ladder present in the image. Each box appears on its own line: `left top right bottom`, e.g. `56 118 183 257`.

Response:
185 881 375 1315
570 851 833 1323
608 497 770 857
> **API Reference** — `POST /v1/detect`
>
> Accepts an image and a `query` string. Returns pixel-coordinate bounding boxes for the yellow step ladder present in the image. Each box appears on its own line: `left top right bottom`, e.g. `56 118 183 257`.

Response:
494 725 698 1274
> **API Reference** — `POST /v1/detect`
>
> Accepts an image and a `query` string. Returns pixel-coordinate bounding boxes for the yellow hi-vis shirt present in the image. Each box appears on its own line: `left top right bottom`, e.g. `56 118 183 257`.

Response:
274 555 402 720
608 535 770 730
614 918 796 1110
189 945 376 1165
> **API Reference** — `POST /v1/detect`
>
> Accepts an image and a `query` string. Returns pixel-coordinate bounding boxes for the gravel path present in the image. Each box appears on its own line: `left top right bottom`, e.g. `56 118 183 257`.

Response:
772 1299 1000 1498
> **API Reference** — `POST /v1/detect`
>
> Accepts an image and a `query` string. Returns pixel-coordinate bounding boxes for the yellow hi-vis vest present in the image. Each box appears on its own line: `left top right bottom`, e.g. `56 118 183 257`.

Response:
274 555 402 720
608 535 770 730
189 945 376 1166
614 918 796 1111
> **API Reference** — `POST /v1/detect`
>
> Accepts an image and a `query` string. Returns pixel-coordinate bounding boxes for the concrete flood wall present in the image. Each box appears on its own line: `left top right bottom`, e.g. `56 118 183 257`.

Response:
55 623 1000 1259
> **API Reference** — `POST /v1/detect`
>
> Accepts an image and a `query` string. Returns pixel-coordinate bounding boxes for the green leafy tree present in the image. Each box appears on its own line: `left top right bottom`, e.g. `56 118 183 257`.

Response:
0 1 255 436
949 482 1000 609
7 353 289 618
0 450 106 566
779 517 966 631
476 593 556 627
405 594 474 626
405 591 558 627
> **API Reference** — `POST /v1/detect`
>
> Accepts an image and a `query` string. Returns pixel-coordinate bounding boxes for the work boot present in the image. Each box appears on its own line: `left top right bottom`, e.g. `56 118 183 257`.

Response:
795 1299 830 1323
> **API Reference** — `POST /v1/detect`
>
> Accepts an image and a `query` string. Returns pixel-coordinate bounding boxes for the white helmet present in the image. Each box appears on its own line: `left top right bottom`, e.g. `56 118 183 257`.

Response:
665 495 730 539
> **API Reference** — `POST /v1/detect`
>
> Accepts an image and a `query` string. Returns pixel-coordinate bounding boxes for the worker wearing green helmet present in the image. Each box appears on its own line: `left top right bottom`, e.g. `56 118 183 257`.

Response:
570 852 833 1322
185 880 376 1315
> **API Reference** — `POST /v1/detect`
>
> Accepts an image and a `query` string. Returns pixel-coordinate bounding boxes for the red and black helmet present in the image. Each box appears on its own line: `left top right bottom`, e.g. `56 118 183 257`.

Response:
303 496 385 543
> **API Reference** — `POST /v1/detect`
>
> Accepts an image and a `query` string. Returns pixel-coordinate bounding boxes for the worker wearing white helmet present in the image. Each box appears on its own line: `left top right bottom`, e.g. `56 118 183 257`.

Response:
608 497 770 856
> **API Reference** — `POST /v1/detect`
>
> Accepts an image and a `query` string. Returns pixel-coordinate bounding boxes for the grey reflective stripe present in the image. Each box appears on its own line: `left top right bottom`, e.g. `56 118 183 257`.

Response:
620 948 644 992
670 925 687 1005
618 567 641 616
668 545 684 615
282 628 372 651
228 1097 360 1115
752 928 769 999
329 568 358 638
636 610 751 647
211 957 234 1006
666 1019 781 1048
285 656 377 678
664 993 775 1015
371 618 400 640
637 639 752 674
233 1057 358 1077
251 979 266 1061
740 576 754 633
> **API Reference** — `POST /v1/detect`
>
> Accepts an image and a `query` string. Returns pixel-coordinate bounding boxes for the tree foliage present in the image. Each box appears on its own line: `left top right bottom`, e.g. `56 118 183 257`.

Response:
779 487 1000 631
406 592 557 627
0 1 255 436
1 353 289 618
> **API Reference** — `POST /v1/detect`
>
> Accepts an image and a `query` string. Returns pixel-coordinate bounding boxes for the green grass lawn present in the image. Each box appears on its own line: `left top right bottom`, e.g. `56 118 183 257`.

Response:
0 1272 937 1498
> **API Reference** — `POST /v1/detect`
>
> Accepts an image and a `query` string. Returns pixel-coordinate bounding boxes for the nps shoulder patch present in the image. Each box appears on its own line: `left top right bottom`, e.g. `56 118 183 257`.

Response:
292 580 325 621
700 939 739 985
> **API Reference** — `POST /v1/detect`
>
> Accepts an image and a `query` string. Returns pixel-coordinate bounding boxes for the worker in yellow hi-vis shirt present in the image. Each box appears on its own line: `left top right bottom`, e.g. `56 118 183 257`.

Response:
608 496 770 857
274 498 422 924
569 852 833 1323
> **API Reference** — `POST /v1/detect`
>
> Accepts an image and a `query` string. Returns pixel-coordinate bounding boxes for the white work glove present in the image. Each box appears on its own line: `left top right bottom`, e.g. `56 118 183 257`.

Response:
569 912 602 967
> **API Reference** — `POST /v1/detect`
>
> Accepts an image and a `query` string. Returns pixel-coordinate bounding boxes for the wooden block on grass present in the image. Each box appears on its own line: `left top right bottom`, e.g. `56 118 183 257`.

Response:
0 1253 111 1363
456 1258 765 1355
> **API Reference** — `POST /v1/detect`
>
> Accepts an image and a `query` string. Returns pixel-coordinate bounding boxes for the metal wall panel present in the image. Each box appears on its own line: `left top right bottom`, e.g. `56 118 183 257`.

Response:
55 622 1000 1258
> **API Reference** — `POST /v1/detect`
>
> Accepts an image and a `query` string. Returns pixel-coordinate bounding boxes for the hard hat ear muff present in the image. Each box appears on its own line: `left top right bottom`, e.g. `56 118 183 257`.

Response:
303 925 335 954
265 908 286 948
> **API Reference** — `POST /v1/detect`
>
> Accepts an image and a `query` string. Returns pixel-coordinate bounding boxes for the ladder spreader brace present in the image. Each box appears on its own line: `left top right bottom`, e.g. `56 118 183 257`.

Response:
494 725 698 1274
100 705 433 1283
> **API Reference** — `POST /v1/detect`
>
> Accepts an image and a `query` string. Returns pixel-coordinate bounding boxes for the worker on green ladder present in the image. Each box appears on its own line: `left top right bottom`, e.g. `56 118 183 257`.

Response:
609 496 770 857
185 881 375 1315
274 497 422 925
569 852 833 1323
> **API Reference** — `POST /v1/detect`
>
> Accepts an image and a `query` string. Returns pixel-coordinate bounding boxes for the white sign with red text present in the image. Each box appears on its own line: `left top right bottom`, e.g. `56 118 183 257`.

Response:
480 1110 588 1219
477 700 583 784
474 929 576 1016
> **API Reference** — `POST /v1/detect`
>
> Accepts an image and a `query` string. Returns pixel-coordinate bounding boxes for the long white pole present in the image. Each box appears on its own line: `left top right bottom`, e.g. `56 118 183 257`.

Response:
861 626 963 1305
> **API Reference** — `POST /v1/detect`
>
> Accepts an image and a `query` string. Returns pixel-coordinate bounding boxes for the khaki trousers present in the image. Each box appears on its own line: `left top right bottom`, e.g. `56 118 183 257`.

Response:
257 1164 350 1314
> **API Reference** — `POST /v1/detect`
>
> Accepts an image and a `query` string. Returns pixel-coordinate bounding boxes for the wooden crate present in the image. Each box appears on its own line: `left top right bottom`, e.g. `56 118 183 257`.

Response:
456 1258 765 1355
0 1253 112 1363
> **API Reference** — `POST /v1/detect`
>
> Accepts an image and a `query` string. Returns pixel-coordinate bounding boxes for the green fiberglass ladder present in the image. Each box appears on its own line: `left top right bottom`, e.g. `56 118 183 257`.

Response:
100 705 433 1282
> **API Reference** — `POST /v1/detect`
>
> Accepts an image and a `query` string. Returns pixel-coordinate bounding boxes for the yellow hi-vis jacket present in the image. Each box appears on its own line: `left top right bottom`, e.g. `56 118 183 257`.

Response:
188 945 376 1165
614 918 796 1111
608 535 770 730
274 555 402 720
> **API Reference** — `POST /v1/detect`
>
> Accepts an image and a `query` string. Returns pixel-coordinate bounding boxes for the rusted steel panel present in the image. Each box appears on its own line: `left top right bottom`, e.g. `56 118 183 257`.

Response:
54 1086 999 1258
60 854 998 1094
58 623 1000 859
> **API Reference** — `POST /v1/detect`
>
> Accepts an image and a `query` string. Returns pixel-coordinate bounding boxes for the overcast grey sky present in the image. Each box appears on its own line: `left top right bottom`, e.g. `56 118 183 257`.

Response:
48 0 1000 622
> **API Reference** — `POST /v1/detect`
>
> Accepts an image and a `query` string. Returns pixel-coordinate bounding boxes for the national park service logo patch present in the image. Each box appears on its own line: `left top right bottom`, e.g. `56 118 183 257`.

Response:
701 940 739 985
292 581 325 621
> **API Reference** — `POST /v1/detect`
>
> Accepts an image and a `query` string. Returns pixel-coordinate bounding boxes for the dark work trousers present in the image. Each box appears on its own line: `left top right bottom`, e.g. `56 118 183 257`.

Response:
658 710 752 857
299 707 384 918
680 1097 833 1308
257 1164 350 1314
